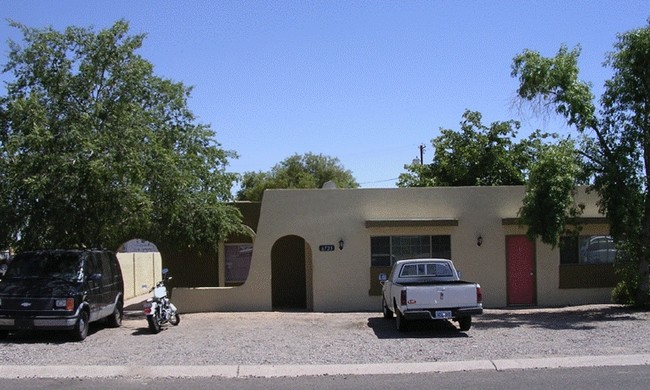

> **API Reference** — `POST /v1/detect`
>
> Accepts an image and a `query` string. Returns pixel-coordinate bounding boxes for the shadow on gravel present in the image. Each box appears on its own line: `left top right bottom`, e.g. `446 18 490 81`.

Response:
124 299 146 312
123 310 146 319
123 298 148 320
474 306 647 331
131 327 156 336
367 316 469 339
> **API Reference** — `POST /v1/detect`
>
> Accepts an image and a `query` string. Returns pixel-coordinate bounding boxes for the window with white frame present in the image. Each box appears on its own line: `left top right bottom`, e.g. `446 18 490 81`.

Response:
370 235 451 266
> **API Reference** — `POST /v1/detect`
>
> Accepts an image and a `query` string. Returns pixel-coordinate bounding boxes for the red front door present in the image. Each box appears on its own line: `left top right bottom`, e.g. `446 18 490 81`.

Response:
506 235 536 305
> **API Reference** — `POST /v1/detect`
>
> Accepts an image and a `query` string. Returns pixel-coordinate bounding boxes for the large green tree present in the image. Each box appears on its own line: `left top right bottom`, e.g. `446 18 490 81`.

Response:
0 20 244 251
517 138 584 247
511 20 650 305
398 110 545 187
237 152 358 201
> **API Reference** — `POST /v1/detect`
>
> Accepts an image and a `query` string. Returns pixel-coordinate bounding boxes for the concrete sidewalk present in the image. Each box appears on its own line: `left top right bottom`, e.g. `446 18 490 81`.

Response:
0 354 648 379
123 293 151 314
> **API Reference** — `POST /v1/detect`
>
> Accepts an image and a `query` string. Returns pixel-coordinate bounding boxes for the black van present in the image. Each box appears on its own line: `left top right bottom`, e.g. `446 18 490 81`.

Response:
0 249 124 341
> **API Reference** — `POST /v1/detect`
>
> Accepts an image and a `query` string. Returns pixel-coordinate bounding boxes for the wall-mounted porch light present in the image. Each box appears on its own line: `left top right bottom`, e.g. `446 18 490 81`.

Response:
476 235 483 247
338 239 345 250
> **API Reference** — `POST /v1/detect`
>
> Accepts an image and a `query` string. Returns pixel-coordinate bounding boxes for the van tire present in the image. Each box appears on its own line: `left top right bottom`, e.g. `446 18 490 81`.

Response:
71 311 89 341
106 301 123 328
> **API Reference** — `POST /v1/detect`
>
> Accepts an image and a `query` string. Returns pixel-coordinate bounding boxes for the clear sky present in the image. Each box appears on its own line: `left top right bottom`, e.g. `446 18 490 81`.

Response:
1 1 648 190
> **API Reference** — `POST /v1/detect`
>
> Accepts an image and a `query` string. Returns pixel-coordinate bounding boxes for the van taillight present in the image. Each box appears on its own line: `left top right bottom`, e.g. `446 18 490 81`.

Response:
400 290 407 306
477 286 483 303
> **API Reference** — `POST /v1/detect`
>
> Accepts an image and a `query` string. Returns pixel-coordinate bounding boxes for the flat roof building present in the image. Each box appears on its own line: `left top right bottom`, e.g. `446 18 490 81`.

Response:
172 186 616 313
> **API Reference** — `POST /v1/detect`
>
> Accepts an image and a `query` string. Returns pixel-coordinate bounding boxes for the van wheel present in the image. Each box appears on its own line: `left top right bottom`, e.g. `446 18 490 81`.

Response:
71 311 89 341
458 316 472 331
382 297 393 319
106 301 123 328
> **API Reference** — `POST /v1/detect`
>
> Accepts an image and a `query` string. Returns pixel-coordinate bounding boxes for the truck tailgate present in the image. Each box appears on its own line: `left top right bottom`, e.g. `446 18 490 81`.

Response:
405 282 478 310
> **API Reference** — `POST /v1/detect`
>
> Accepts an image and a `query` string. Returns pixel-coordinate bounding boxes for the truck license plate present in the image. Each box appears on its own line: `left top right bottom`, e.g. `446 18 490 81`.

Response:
435 310 452 319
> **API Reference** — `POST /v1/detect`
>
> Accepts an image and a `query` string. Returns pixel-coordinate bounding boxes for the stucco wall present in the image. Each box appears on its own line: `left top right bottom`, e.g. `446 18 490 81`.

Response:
117 252 162 300
172 186 611 313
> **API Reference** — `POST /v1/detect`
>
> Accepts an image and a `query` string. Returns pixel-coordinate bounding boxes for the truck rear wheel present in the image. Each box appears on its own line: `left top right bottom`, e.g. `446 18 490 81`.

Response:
395 308 408 331
382 297 393 319
458 316 472 331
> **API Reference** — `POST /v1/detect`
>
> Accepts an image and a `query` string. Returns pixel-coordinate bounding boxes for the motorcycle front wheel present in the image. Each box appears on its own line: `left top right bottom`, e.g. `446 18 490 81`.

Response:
169 313 180 326
147 314 161 334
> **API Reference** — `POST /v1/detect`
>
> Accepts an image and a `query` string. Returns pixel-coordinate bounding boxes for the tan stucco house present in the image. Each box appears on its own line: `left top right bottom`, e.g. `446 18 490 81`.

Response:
171 186 617 313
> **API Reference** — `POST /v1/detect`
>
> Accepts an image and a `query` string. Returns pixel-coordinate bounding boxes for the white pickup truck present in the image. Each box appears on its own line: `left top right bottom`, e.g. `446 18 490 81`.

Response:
380 258 483 331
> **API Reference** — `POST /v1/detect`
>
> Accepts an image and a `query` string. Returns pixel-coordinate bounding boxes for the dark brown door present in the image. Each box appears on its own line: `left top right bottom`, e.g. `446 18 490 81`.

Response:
271 235 306 310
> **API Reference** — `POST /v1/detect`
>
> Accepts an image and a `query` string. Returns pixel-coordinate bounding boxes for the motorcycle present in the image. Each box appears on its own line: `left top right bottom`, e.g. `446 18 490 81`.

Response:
143 268 180 333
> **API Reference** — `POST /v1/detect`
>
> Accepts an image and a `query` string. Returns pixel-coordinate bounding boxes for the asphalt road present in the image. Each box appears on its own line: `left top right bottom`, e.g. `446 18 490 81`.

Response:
1 365 649 390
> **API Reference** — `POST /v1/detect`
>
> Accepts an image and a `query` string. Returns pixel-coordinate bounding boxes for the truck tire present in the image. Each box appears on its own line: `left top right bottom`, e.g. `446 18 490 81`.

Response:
458 316 472 331
382 297 393 319
395 307 408 331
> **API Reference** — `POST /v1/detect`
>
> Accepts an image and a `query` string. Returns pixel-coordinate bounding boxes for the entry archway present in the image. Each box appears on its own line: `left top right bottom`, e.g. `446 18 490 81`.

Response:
271 235 312 310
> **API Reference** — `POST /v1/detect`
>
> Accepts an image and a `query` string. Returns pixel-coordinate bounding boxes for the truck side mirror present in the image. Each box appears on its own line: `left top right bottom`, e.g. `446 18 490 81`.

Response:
378 273 387 282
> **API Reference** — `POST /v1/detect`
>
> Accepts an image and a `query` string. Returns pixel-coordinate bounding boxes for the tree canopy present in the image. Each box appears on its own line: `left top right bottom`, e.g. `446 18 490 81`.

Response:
511 19 650 306
236 152 359 201
0 20 244 251
398 110 546 187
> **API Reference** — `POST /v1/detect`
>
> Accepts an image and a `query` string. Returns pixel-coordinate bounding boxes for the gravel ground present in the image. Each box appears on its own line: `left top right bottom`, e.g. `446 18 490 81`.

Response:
1 304 649 366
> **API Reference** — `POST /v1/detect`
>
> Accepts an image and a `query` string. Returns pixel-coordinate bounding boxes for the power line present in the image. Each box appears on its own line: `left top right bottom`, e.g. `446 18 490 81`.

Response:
359 177 399 185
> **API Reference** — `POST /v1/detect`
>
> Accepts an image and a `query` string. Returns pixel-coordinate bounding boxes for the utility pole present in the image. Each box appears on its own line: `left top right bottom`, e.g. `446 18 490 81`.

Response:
419 144 425 165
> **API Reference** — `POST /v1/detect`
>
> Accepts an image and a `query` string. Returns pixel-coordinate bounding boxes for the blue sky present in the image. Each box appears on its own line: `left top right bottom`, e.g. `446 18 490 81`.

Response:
1 1 647 189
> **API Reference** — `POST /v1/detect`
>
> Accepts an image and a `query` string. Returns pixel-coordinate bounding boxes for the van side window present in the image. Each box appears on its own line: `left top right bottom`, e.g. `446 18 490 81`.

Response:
86 253 103 280
100 252 113 280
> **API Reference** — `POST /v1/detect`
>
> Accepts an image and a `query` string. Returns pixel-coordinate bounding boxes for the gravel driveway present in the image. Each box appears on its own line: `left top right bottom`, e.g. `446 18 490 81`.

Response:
1 304 649 366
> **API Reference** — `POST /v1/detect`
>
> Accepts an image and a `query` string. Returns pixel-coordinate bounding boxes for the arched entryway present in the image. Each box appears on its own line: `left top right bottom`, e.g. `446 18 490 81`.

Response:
271 235 312 310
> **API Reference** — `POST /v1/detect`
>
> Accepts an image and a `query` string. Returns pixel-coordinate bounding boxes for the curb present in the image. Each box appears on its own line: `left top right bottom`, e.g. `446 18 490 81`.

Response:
0 354 649 379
